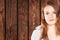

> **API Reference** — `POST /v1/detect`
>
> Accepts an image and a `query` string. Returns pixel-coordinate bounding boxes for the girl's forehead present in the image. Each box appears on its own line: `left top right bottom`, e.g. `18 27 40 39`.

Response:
44 5 55 13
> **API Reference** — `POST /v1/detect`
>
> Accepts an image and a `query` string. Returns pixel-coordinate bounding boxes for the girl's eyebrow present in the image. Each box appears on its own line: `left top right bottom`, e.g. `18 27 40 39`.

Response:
45 11 49 13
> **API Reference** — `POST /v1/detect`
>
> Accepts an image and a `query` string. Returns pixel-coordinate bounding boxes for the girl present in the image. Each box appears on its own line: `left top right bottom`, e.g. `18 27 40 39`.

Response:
31 0 60 40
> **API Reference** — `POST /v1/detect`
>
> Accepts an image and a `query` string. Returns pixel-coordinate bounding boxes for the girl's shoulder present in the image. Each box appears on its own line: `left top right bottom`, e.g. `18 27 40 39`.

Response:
35 25 42 30
31 25 43 40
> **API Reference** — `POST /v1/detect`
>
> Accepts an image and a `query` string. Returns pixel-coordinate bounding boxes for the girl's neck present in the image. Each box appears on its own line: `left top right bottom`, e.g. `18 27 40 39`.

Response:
47 25 56 40
48 24 55 29
47 24 56 36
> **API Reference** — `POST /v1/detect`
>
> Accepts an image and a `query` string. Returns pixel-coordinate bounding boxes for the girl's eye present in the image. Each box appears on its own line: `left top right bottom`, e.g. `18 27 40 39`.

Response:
53 13 56 14
53 12 56 14
46 13 49 15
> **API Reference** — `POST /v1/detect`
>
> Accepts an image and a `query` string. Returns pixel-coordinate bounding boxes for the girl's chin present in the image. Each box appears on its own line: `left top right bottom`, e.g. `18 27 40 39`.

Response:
47 23 56 25
47 22 56 25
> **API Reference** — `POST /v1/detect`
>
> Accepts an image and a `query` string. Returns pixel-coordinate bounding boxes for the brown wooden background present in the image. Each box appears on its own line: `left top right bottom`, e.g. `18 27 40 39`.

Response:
0 0 60 40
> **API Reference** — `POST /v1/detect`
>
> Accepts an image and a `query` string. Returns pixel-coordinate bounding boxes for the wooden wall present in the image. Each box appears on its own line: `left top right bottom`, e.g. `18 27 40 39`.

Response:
0 0 60 40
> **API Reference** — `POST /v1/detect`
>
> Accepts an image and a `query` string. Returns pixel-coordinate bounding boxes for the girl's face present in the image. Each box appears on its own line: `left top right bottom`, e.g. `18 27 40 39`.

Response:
44 5 57 25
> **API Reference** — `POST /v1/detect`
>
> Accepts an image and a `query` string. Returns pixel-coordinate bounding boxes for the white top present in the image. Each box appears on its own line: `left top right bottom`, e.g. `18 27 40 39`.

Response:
31 25 43 40
31 25 60 40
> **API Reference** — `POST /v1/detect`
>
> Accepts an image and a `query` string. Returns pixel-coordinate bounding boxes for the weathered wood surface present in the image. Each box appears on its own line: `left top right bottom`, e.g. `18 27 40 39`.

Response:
18 0 29 40
0 0 4 40
6 0 17 40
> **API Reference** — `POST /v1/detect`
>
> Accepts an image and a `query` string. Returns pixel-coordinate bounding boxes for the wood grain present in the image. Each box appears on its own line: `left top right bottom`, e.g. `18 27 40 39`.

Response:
0 0 4 40
6 0 17 40
18 0 29 40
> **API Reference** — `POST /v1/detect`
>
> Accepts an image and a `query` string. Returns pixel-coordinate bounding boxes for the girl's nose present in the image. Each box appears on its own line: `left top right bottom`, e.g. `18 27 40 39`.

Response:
49 14 53 18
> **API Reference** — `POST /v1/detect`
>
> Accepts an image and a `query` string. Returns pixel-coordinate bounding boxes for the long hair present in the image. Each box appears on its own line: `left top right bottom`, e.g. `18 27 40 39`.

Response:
40 0 60 40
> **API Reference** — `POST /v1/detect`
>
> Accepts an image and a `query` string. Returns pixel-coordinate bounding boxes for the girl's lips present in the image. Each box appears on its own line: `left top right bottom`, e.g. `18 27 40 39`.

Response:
49 19 54 21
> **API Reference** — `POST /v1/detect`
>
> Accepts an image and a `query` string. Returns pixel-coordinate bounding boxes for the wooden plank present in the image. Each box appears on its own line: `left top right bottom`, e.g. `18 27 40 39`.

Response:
6 0 12 40
18 0 28 40
29 0 40 40
0 0 4 40
6 0 17 40
10 0 17 40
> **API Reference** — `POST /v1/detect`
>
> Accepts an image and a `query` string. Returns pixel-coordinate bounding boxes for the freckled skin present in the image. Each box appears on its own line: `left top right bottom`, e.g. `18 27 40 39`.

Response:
44 5 56 25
